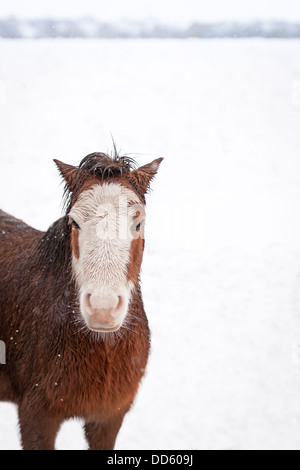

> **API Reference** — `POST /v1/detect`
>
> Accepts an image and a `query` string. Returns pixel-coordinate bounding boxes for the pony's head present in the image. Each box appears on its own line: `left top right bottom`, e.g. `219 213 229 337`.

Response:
54 153 162 333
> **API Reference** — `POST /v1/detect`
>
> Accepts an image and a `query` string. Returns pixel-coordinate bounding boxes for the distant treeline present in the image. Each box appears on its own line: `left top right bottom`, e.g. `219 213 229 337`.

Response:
0 18 300 39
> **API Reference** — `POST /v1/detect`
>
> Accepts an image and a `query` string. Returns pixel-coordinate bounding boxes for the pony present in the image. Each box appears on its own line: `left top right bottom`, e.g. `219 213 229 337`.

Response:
0 152 163 450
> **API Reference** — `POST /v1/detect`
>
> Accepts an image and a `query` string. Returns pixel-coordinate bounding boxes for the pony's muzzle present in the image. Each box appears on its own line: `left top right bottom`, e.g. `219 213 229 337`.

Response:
81 292 126 332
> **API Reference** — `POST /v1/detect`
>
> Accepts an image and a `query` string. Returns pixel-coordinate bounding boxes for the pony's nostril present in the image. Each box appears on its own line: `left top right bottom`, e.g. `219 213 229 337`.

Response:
83 293 93 315
117 296 123 309
111 296 123 318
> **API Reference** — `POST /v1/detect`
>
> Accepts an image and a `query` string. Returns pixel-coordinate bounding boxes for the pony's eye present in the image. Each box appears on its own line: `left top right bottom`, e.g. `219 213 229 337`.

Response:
135 221 144 232
69 217 80 230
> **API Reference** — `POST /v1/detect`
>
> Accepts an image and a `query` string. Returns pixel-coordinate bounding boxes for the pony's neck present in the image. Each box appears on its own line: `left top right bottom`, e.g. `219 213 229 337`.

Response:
36 215 73 291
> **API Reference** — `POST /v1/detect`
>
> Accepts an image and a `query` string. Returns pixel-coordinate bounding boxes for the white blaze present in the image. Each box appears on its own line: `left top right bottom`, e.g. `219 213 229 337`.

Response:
69 182 142 332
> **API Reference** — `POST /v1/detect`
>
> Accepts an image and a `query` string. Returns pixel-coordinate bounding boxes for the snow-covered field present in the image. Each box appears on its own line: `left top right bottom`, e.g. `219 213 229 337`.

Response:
0 38 300 450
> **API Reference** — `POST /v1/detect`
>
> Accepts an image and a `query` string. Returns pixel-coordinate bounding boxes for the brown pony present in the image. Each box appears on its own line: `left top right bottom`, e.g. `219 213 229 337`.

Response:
0 152 163 450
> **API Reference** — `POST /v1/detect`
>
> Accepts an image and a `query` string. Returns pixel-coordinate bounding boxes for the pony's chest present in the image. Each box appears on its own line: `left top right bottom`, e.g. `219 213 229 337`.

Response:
48 338 149 418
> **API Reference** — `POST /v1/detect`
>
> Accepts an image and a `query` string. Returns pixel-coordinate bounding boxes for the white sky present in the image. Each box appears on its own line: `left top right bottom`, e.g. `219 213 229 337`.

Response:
0 0 299 24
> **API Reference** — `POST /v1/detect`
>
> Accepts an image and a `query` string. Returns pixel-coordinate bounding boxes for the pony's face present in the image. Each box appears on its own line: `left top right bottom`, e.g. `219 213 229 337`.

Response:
68 182 145 332
54 153 162 333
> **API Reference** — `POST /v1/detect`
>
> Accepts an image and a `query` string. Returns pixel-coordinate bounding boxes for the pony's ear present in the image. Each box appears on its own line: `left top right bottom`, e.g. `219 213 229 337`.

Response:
129 157 163 195
53 159 78 192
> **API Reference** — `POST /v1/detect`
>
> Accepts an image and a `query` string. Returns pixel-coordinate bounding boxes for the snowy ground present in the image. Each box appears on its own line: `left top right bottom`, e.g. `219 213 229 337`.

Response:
0 38 300 450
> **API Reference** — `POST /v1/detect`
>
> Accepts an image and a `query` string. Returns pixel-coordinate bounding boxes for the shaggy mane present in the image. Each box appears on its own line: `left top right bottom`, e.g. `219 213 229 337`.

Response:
79 152 138 177
62 152 139 213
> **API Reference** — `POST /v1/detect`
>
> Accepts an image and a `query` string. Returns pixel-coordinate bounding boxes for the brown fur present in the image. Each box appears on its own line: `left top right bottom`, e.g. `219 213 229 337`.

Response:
0 152 162 450
71 225 80 259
